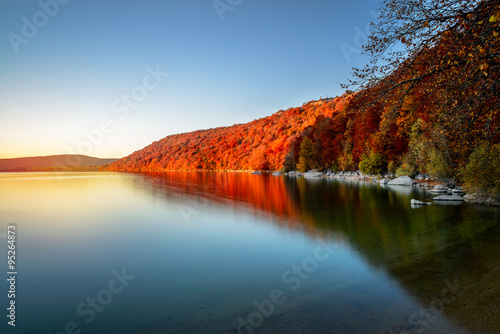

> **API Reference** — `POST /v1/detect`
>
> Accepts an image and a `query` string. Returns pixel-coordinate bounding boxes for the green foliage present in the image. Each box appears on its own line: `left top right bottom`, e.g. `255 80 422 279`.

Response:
407 119 428 168
395 153 417 177
297 137 316 172
461 143 500 196
337 153 354 171
296 158 308 173
425 147 452 180
331 161 339 172
388 161 397 175
358 152 386 175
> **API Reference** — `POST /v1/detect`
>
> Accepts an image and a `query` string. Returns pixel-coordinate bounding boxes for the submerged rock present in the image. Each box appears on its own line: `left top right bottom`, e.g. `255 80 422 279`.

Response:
388 176 415 186
380 178 391 184
250 171 261 175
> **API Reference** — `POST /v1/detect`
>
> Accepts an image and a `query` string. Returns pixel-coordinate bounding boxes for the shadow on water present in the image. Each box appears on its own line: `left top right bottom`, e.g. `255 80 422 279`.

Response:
131 171 500 333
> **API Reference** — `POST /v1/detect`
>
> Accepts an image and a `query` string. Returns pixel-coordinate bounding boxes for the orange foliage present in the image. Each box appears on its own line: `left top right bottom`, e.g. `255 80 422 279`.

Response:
103 97 351 172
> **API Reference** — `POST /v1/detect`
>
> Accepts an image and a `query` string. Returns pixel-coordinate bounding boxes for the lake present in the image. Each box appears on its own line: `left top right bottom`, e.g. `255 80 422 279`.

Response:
0 172 499 334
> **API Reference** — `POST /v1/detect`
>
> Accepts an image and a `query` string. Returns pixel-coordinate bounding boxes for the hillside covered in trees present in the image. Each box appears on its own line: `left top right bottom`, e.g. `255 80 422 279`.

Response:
102 96 350 172
104 0 500 196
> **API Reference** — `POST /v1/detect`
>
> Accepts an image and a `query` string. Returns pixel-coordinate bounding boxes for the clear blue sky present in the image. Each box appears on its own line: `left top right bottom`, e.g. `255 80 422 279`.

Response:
0 0 379 159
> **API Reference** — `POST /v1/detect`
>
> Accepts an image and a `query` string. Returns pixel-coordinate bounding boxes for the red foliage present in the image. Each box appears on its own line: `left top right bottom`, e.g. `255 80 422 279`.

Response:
104 97 352 172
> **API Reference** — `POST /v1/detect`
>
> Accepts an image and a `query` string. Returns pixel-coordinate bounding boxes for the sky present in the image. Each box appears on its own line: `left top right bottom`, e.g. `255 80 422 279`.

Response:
0 0 379 159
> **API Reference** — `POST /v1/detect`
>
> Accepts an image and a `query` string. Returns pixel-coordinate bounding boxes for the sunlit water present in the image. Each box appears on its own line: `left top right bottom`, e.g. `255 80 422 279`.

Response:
0 172 499 334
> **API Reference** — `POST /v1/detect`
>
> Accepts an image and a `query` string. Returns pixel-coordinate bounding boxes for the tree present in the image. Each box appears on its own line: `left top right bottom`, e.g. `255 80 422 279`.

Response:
359 151 386 175
297 137 316 172
344 0 500 180
461 143 500 196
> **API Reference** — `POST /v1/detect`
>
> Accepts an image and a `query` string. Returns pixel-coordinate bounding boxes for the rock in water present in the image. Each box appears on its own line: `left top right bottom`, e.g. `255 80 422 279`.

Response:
463 193 500 206
429 184 449 194
411 199 432 205
387 176 415 186
380 178 391 184
433 194 464 202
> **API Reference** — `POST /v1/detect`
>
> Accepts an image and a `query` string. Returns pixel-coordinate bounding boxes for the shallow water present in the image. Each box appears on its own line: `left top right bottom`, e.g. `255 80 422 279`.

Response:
0 172 498 334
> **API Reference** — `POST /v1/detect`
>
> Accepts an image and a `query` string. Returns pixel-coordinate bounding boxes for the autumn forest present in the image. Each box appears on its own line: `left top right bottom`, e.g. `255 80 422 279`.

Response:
104 0 500 196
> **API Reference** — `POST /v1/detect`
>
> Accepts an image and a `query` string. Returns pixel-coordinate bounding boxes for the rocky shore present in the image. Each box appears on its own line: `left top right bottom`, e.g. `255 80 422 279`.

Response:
273 169 500 207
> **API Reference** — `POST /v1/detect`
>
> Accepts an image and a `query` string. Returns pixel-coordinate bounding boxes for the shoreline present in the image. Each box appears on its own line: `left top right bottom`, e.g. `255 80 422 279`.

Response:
4 168 499 206
102 168 500 207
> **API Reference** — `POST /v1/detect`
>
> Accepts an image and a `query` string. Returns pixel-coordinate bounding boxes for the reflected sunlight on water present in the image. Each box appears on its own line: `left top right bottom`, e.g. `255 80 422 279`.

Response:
0 172 498 334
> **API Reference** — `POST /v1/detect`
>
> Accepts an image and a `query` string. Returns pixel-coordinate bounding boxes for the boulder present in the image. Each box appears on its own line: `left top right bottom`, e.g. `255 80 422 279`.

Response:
429 184 449 194
272 172 282 176
387 176 416 186
380 178 391 184
250 171 261 175
463 193 500 206
304 171 324 178
432 194 464 202
288 171 297 176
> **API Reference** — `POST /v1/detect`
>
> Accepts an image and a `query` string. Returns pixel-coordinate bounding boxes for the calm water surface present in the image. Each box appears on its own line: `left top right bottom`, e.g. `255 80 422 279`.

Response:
0 172 499 334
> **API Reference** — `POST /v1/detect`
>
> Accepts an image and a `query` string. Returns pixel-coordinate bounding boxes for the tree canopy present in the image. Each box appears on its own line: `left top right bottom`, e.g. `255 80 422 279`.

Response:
342 0 500 185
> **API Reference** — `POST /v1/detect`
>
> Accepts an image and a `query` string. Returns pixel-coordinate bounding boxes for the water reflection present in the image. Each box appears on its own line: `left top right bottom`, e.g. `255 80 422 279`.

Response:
0 172 498 334
131 171 500 333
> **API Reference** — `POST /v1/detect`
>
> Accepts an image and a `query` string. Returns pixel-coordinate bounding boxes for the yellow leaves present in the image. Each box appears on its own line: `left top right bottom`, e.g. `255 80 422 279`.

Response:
494 31 499 37
480 63 489 76
478 21 484 25
489 12 500 23
479 63 489 71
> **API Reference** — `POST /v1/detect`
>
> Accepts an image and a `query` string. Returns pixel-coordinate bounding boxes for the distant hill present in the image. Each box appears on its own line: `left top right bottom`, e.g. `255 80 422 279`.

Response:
102 96 350 172
0 155 118 171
